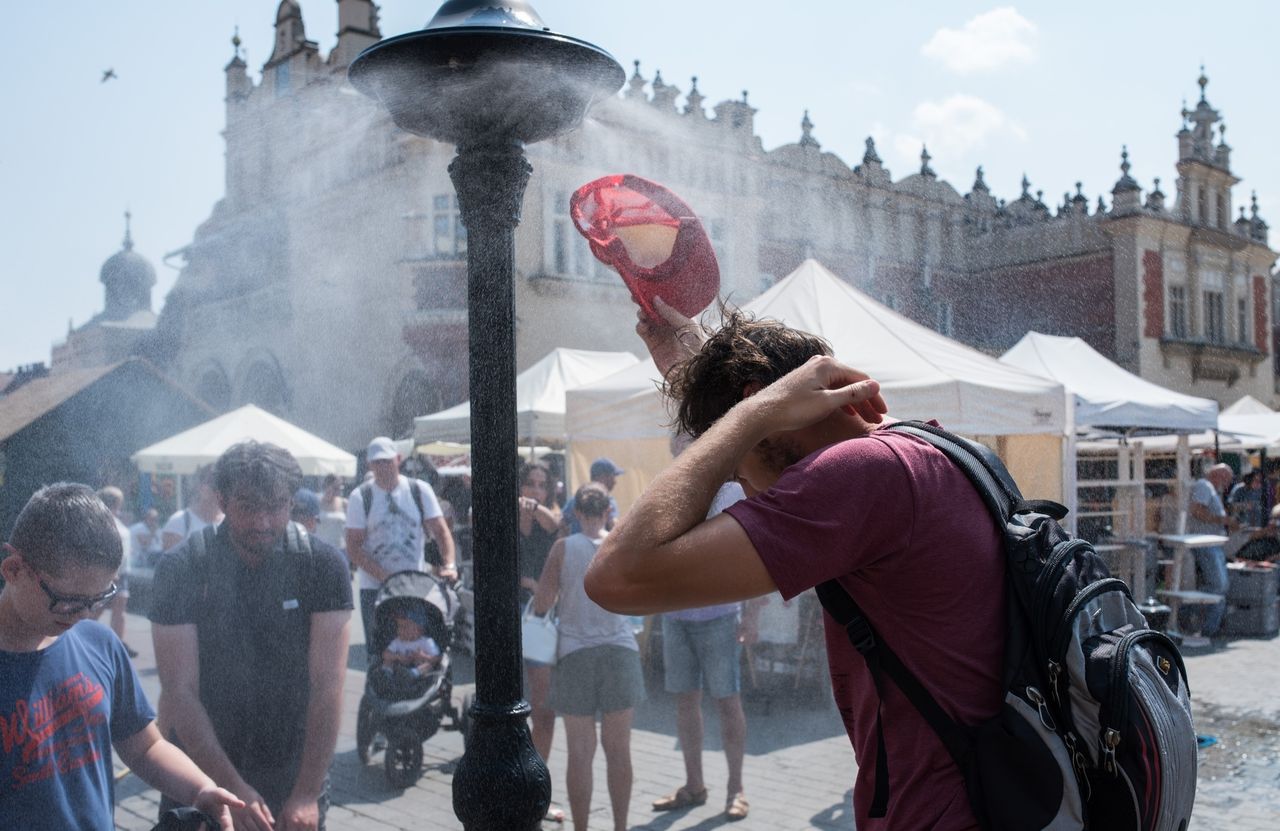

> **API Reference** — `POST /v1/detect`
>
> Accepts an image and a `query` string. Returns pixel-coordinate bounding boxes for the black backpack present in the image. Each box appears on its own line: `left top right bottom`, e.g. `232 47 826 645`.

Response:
815 420 1196 831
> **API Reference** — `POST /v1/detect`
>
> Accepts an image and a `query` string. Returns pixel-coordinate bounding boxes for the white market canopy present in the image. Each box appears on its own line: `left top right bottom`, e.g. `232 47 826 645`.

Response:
414 347 640 444
1223 395 1275 416
1000 332 1219 433
567 259 1068 440
132 404 356 476
744 260 1066 435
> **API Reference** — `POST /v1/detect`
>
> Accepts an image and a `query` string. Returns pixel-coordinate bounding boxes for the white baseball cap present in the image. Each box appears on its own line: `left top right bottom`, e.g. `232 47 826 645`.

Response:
367 436 398 462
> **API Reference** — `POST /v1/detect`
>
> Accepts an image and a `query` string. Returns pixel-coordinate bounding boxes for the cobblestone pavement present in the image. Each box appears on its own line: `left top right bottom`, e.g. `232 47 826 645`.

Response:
112 610 1279 830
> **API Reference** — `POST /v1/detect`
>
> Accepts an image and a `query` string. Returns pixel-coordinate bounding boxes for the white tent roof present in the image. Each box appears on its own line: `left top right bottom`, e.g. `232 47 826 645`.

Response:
1224 395 1275 415
566 259 1067 440
743 260 1066 434
1000 332 1218 432
566 358 672 441
132 404 356 476
414 348 640 444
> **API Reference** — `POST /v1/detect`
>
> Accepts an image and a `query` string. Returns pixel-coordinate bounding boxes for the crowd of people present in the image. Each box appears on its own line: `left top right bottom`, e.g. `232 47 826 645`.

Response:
14 292 1265 831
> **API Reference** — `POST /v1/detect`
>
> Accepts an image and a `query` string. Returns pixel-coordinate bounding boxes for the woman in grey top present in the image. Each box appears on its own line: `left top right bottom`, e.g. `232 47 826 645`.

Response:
533 485 643 831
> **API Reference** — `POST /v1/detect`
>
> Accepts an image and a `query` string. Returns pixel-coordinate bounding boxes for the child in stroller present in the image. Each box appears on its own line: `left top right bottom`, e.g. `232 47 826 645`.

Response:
356 571 466 788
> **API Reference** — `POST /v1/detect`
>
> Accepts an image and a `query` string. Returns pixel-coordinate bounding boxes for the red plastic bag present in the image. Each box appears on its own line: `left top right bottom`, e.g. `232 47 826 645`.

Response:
569 174 720 321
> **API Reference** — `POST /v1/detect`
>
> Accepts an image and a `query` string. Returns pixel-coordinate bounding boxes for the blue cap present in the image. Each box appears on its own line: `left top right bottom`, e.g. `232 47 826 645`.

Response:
590 457 625 479
400 606 430 631
292 488 320 519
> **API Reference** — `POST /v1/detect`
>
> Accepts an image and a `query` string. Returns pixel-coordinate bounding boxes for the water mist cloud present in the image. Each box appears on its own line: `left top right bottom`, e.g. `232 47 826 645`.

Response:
921 7 1037 74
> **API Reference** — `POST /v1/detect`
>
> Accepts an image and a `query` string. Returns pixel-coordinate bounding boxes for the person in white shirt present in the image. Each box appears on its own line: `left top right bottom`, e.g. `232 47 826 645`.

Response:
129 509 164 569
161 466 224 552
345 437 457 657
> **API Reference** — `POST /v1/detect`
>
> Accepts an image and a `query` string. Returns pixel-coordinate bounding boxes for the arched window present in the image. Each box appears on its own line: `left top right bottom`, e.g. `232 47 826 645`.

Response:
194 365 232 412
240 359 289 415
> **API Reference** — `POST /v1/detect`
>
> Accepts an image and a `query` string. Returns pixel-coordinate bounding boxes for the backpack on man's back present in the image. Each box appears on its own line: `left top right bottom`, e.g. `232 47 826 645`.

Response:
817 421 1196 831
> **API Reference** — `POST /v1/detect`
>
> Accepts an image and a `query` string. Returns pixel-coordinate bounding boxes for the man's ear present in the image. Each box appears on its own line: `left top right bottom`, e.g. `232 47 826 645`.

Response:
741 381 764 399
0 546 23 581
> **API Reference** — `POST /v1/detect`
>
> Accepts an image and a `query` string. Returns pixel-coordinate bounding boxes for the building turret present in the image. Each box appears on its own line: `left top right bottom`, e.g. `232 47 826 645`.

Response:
264 0 320 96
919 145 936 178
1110 146 1143 215
100 211 156 321
713 90 757 135
225 27 251 101
1250 192 1269 244
684 76 706 119
854 136 890 186
650 70 680 111
624 60 647 101
331 0 381 68
798 111 819 149
1145 178 1165 212
1173 69 1239 228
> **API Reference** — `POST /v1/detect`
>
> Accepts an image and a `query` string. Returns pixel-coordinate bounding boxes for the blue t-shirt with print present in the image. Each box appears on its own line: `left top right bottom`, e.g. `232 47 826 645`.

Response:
0 621 154 831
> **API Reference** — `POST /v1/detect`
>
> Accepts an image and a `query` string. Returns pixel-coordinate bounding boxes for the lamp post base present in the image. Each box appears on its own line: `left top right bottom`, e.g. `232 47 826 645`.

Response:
453 699 550 831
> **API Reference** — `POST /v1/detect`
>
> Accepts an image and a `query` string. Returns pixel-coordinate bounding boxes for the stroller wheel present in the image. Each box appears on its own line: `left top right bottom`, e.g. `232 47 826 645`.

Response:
356 696 375 765
385 737 424 789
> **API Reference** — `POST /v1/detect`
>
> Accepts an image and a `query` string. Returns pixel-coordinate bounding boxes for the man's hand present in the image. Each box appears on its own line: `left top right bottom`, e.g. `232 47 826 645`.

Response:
437 562 458 583
278 792 321 831
636 296 706 376
228 782 275 831
743 354 886 435
192 784 244 831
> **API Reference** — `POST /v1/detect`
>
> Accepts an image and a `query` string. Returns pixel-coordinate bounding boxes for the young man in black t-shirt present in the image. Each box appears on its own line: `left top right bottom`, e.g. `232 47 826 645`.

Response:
151 441 353 831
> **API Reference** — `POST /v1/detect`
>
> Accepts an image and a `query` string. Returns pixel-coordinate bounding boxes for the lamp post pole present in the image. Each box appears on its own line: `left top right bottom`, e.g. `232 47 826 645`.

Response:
348 4 622 826
449 140 545 829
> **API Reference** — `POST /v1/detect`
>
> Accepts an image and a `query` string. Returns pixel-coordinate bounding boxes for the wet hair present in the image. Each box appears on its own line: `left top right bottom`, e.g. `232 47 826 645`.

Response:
323 473 340 488
520 461 553 505
666 308 832 438
215 440 303 506
9 483 123 576
96 486 124 512
573 484 611 519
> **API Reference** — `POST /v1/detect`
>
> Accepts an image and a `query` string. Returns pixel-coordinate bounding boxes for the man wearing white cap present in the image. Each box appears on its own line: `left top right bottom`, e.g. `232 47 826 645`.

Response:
345 437 457 654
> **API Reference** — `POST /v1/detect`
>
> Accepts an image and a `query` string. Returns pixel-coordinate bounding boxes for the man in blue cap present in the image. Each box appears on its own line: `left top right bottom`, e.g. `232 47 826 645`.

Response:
561 457 623 535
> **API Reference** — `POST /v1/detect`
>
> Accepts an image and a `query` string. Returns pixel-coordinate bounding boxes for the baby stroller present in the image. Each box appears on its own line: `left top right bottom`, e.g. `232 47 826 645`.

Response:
355 570 468 788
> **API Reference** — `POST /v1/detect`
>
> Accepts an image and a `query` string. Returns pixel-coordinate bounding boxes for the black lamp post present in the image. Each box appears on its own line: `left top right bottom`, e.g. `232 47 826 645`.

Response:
349 4 624 829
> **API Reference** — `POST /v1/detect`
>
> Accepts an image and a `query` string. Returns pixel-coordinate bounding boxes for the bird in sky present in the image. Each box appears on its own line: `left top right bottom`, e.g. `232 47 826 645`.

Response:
101 68 117 83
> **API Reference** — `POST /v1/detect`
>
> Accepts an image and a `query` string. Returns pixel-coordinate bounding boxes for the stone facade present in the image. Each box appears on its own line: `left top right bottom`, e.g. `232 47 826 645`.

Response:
153 3 1278 449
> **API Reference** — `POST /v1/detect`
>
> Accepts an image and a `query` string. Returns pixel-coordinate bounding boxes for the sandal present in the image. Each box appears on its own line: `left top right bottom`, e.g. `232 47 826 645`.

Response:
652 785 708 811
725 792 749 821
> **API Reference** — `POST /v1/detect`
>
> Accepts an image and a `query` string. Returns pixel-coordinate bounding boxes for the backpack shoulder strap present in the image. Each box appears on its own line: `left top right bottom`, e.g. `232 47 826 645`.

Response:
884 421 1066 523
409 479 427 524
188 525 217 605
360 483 374 520
815 579 974 818
285 521 312 556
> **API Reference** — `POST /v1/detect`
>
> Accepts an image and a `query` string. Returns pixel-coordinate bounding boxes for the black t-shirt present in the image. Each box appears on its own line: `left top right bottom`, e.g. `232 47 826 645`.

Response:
149 524 353 770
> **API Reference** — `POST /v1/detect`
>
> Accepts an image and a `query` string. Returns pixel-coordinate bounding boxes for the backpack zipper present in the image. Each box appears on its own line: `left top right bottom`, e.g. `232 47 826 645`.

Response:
1050 578 1132 666
1101 629 1187 774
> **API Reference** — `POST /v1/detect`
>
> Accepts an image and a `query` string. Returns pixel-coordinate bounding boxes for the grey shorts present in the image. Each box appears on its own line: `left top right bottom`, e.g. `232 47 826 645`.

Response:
550 644 645 717
662 613 741 698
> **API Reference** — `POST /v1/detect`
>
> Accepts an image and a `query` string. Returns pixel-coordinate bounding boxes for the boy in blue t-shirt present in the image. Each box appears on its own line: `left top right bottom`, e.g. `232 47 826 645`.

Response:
0 483 243 831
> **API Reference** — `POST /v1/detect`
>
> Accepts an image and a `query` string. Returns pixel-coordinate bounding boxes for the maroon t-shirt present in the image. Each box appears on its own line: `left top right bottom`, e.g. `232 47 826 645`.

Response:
725 424 1005 830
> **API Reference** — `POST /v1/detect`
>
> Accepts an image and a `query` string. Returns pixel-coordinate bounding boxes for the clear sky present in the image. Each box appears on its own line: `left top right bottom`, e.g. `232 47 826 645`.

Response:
3 2 1278 370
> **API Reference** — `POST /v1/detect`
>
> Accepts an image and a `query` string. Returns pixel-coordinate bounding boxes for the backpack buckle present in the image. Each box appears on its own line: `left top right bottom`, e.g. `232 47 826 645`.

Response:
844 616 876 654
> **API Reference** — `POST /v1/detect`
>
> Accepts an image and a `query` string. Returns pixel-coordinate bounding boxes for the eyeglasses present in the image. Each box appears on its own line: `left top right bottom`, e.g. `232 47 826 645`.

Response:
35 575 118 616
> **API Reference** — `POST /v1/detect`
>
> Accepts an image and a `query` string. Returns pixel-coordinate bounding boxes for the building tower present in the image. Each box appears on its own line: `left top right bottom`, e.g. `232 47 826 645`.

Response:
1173 69 1239 229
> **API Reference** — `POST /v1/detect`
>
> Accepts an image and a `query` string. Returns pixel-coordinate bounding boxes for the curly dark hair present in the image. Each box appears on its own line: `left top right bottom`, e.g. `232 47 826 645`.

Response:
10 483 123 576
215 440 303 505
665 309 832 438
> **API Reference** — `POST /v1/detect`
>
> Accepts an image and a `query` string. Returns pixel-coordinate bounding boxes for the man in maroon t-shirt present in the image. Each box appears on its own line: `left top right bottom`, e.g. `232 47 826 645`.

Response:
585 300 1005 830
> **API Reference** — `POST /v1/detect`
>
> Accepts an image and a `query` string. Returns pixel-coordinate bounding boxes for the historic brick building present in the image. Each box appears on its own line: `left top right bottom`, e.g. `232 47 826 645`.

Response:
147 1 1276 449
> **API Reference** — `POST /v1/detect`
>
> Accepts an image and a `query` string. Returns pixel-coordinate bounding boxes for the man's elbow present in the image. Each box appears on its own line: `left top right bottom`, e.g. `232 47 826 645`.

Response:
584 566 629 614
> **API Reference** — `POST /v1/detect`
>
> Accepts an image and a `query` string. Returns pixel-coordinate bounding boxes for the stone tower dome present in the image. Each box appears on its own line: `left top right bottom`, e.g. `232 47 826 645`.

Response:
99 211 156 320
